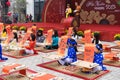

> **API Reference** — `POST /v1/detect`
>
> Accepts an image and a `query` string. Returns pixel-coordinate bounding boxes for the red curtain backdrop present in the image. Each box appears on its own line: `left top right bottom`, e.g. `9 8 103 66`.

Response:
79 0 120 25
42 0 120 25
42 0 66 23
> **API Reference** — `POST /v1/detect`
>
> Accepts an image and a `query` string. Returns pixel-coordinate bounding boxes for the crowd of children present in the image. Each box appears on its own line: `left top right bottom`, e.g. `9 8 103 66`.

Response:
58 28 107 74
0 24 107 74
0 25 59 57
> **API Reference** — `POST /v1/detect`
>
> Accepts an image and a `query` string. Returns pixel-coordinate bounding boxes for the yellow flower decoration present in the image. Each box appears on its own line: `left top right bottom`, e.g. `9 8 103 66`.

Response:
114 34 120 40
77 31 84 36
19 26 26 31
38 28 44 31
12 26 18 30
92 31 100 36
65 29 68 34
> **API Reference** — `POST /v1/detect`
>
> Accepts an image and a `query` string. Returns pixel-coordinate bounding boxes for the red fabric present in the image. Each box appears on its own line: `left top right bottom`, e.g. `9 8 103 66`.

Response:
19 69 26 75
2 64 21 74
42 0 66 23
6 0 10 7
32 74 56 80
33 50 38 54
25 41 35 50
42 0 120 24
7 12 12 16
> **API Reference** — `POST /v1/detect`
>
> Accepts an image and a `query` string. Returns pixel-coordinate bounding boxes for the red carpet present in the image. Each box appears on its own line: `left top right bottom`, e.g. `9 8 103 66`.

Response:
37 49 57 53
0 60 5 62
3 52 38 59
0 69 36 80
35 47 57 53
37 60 109 80
77 54 120 68
103 60 120 68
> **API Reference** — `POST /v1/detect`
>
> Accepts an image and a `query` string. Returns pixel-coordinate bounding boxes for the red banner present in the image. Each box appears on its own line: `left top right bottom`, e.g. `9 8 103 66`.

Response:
32 26 37 34
5 25 13 45
20 28 31 46
84 30 91 43
58 36 68 56
84 43 95 62
0 23 3 32
46 29 53 45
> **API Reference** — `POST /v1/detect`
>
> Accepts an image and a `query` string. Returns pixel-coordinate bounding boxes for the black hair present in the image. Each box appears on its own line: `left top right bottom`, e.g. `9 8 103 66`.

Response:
69 38 78 52
73 27 78 37
37 30 43 36
3 28 6 33
98 44 103 49
33 24 36 26
13 32 18 42
96 44 103 52
30 33 36 41
53 30 58 37
92 33 100 44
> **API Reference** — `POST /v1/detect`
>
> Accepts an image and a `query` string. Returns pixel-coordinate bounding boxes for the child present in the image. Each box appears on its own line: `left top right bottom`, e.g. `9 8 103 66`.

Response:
13 31 18 42
10 30 18 43
71 28 78 52
0 44 8 60
0 34 8 60
1 28 7 38
71 28 79 41
45 30 59 49
22 33 36 55
93 44 106 73
92 33 100 44
58 38 77 66
36 30 45 43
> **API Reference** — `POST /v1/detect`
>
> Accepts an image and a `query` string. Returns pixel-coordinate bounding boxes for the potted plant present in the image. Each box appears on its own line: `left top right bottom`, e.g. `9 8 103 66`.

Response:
114 34 120 40
114 34 120 46
64 29 68 35
12 26 18 30
77 31 84 37
92 31 100 38
19 26 26 34
38 28 44 31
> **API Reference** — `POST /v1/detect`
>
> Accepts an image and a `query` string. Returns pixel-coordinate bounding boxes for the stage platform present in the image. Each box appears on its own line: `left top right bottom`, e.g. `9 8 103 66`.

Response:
11 22 120 42
11 22 66 36
79 24 120 41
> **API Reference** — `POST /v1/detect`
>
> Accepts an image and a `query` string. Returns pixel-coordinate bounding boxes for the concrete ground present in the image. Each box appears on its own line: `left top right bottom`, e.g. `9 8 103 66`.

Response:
0 41 120 80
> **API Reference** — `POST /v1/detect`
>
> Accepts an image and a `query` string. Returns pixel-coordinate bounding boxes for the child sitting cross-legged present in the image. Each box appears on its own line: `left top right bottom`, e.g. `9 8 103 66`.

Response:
92 44 107 73
58 38 77 66
36 30 45 43
81 44 107 74
20 33 36 55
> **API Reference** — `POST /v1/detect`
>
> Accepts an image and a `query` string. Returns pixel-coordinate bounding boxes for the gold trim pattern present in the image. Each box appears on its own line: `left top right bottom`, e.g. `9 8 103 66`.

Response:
44 0 53 22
